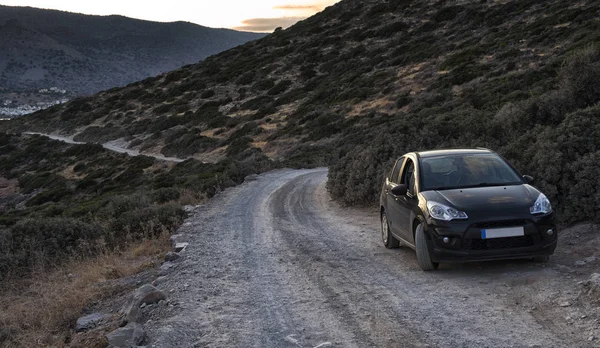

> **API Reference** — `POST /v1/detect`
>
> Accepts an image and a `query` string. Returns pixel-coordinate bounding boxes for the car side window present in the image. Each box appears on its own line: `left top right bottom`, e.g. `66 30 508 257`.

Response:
390 157 404 184
401 159 416 195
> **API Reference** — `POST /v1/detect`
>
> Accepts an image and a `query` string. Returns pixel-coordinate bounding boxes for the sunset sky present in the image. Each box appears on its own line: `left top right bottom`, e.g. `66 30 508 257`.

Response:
0 0 341 32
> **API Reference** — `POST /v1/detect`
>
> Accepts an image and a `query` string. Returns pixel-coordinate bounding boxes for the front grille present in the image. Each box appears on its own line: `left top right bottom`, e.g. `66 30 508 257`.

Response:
473 219 528 229
468 235 535 250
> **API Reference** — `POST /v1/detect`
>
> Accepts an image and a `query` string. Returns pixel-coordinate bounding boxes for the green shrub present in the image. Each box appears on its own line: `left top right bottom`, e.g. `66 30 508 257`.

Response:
268 80 293 95
0 218 104 277
151 188 181 203
201 90 216 98
239 96 274 111
252 78 275 91
110 204 186 243
226 136 253 157
558 45 600 108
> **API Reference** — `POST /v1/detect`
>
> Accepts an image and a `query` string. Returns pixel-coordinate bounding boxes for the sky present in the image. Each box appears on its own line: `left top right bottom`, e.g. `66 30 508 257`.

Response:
0 0 341 32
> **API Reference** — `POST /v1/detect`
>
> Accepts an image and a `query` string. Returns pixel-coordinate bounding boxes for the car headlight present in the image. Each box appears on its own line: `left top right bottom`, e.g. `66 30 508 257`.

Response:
530 193 552 215
427 201 468 221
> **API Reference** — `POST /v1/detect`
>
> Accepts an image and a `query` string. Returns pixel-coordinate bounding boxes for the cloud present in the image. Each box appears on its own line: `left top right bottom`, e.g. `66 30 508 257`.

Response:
273 4 322 11
234 17 306 32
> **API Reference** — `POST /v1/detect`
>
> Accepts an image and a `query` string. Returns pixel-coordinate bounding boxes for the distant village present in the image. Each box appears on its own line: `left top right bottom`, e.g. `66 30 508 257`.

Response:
0 87 69 118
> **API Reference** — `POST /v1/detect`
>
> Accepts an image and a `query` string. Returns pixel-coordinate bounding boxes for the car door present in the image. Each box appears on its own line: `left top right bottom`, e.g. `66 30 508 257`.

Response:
393 158 419 243
385 157 405 238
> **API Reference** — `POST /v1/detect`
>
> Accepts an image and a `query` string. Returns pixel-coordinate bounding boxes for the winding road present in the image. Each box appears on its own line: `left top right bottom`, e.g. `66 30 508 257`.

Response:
24 132 186 162
146 168 595 348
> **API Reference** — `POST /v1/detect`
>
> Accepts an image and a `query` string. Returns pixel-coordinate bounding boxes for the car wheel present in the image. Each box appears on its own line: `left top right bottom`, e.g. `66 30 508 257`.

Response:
381 211 400 249
533 255 550 262
415 223 439 271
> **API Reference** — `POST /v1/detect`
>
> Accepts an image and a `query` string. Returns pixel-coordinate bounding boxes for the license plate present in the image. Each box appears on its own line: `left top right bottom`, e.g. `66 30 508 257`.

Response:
481 226 524 239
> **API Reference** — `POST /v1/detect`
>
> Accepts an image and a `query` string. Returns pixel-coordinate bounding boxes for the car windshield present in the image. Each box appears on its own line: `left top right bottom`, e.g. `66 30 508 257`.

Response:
419 153 523 191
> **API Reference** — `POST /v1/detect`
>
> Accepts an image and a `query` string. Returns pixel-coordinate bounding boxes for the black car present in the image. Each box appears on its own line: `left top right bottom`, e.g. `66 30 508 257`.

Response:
380 149 557 271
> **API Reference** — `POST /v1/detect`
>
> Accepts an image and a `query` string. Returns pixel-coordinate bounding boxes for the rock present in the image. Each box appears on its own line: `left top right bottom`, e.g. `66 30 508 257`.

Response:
152 276 168 286
134 284 166 305
314 343 333 348
245 174 258 182
575 256 597 267
122 284 166 323
169 234 184 247
174 242 189 252
164 251 180 262
159 261 177 276
106 322 145 347
75 312 110 332
559 301 572 307
589 336 595 341
579 273 600 305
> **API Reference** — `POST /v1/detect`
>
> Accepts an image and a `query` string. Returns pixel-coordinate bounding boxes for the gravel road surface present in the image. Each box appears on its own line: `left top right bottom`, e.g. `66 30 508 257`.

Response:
24 132 186 162
146 168 597 348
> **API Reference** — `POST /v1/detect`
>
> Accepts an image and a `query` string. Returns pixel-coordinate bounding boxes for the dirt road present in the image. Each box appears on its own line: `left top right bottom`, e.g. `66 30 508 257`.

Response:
23 132 186 162
147 168 600 348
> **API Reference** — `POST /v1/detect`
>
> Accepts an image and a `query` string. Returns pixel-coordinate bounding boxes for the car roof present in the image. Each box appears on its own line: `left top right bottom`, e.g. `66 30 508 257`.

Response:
414 149 494 158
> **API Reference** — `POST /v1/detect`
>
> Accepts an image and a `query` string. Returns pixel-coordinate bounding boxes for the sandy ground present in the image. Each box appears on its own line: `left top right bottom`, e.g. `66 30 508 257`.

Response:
144 168 600 348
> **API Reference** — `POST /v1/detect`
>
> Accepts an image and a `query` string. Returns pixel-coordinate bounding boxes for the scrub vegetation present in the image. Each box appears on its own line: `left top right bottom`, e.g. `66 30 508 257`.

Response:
0 133 274 279
4 0 600 223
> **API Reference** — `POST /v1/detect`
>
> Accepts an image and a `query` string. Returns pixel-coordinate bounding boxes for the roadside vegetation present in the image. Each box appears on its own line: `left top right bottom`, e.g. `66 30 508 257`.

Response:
0 134 274 346
0 133 274 278
329 44 600 226
5 0 599 226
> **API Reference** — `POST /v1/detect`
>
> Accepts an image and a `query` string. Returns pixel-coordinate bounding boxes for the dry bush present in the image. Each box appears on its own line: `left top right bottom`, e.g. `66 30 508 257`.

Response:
0 234 170 348
177 189 207 206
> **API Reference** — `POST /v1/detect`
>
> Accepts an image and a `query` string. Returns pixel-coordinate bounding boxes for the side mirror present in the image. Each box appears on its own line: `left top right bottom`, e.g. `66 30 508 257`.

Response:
391 184 408 196
523 175 534 184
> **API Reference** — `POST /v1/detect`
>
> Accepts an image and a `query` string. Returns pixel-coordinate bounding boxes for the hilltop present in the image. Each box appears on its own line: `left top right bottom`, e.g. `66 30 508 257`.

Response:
6 0 600 223
0 5 264 115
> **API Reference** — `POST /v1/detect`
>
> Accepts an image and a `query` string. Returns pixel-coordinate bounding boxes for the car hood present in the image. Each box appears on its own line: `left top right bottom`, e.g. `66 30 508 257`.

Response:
422 185 540 214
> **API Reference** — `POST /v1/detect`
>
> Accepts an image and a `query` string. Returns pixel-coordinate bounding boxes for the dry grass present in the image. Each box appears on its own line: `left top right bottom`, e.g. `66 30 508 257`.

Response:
58 165 86 180
0 177 19 197
177 189 207 206
0 235 171 348
191 145 228 164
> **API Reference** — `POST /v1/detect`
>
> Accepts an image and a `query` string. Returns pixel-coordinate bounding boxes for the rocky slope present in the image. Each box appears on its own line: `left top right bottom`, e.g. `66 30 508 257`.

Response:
6 0 600 223
0 5 264 97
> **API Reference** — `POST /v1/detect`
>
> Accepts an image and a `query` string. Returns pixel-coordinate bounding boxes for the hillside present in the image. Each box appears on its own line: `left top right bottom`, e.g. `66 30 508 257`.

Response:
0 5 264 115
6 0 600 223
0 132 274 276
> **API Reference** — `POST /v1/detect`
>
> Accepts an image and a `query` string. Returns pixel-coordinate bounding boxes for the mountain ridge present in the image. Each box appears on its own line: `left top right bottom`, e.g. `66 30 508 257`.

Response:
0 5 265 96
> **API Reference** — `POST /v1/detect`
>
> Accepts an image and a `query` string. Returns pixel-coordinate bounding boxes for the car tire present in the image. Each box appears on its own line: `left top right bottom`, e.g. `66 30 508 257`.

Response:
415 223 439 271
381 211 400 249
533 255 550 262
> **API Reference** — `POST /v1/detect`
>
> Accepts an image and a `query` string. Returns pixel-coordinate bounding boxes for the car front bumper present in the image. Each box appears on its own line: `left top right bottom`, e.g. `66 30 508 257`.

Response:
425 214 557 263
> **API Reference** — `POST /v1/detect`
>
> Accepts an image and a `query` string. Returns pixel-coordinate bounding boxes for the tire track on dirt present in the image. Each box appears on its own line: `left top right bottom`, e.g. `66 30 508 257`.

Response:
146 168 588 348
